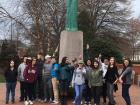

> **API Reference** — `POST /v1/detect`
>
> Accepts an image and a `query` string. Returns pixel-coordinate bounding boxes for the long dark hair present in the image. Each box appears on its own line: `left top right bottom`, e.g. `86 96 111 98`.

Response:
108 57 117 68
93 60 100 69
7 60 15 70
60 56 68 67
123 58 133 70
85 59 92 67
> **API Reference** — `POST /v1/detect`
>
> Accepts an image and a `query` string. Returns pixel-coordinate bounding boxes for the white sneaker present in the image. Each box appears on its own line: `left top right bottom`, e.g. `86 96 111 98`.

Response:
72 101 75 104
44 99 47 103
24 101 29 105
52 100 59 104
49 98 53 103
88 102 91 105
38 99 41 102
29 100 33 105
84 101 87 105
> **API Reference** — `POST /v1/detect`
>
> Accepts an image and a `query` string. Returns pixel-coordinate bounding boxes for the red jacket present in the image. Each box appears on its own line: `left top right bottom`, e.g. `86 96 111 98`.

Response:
24 65 37 83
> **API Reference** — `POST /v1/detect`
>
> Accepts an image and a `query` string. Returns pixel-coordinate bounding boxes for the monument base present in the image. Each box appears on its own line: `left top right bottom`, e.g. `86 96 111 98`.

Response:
59 30 83 63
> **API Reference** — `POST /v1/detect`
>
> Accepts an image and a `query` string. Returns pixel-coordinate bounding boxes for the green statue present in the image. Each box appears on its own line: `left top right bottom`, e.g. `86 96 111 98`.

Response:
65 0 78 32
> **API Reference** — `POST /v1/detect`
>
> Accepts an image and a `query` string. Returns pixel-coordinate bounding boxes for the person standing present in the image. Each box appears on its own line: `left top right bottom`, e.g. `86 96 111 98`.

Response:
24 58 37 105
57 57 73 105
84 59 92 105
36 53 44 101
71 58 78 104
4 60 17 104
105 57 119 105
100 58 109 104
88 60 103 105
119 58 132 105
72 60 86 105
43 55 53 103
18 56 27 102
51 57 59 104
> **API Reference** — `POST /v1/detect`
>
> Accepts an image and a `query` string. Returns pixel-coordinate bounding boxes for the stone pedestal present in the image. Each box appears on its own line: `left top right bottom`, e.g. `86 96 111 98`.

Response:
59 30 83 63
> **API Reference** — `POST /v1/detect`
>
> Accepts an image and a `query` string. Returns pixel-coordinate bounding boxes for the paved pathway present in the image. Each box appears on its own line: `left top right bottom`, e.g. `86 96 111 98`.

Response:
0 83 140 105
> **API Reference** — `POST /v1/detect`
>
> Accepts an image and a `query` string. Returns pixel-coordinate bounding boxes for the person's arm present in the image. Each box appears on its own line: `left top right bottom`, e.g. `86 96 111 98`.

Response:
119 67 132 83
23 66 28 79
114 67 119 84
121 67 132 77
71 70 76 87
104 69 108 80
87 70 91 88
115 67 119 78
56 65 60 81
4 69 8 78
17 64 21 81
98 54 103 69
54 64 59 71
82 68 86 74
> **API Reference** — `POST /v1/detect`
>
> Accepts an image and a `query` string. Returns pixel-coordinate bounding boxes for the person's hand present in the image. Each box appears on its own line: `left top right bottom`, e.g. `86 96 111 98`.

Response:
119 77 123 83
71 83 74 88
113 79 119 84
56 81 59 85
31 70 36 73
82 68 86 73
99 53 102 58
103 79 106 83
79 54 82 60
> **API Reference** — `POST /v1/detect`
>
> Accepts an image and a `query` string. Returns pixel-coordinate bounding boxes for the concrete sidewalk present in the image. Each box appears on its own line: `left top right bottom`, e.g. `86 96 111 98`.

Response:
0 83 140 105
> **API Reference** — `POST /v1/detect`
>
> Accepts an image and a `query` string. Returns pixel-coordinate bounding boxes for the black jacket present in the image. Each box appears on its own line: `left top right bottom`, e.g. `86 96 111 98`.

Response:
105 66 119 84
4 68 18 82
36 59 44 77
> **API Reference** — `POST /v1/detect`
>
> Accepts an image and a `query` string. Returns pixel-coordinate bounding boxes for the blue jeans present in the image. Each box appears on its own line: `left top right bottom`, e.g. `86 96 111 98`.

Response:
43 77 53 100
74 84 84 105
122 84 131 105
6 82 16 102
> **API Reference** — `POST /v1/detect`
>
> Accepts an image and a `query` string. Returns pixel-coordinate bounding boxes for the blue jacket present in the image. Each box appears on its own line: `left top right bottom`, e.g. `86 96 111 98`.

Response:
51 63 59 78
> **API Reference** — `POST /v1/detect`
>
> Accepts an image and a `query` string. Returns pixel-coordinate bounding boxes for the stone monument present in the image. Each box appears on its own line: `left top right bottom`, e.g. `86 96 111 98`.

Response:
59 0 83 62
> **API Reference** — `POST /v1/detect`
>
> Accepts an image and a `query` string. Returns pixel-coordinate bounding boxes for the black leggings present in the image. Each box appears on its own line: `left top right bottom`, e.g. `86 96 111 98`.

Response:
122 84 131 105
83 81 91 102
25 82 36 101
91 86 102 105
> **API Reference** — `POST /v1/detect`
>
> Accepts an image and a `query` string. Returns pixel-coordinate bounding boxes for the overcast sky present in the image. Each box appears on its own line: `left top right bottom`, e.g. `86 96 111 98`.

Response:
0 0 140 18
132 0 140 17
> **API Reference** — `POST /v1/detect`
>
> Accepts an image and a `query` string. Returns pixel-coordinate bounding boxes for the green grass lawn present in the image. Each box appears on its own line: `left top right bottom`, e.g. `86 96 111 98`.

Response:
0 74 5 83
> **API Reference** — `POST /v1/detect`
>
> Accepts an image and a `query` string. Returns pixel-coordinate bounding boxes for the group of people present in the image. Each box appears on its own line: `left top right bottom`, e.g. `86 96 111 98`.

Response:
4 53 133 105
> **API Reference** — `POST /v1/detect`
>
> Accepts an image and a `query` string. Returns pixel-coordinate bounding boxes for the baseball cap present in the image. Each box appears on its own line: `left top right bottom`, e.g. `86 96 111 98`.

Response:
45 55 51 59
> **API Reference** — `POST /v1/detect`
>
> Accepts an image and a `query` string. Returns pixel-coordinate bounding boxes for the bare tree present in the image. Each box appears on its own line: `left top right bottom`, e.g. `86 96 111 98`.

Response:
79 0 131 37
0 0 66 54
23 0 66 54
0 0 133 56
